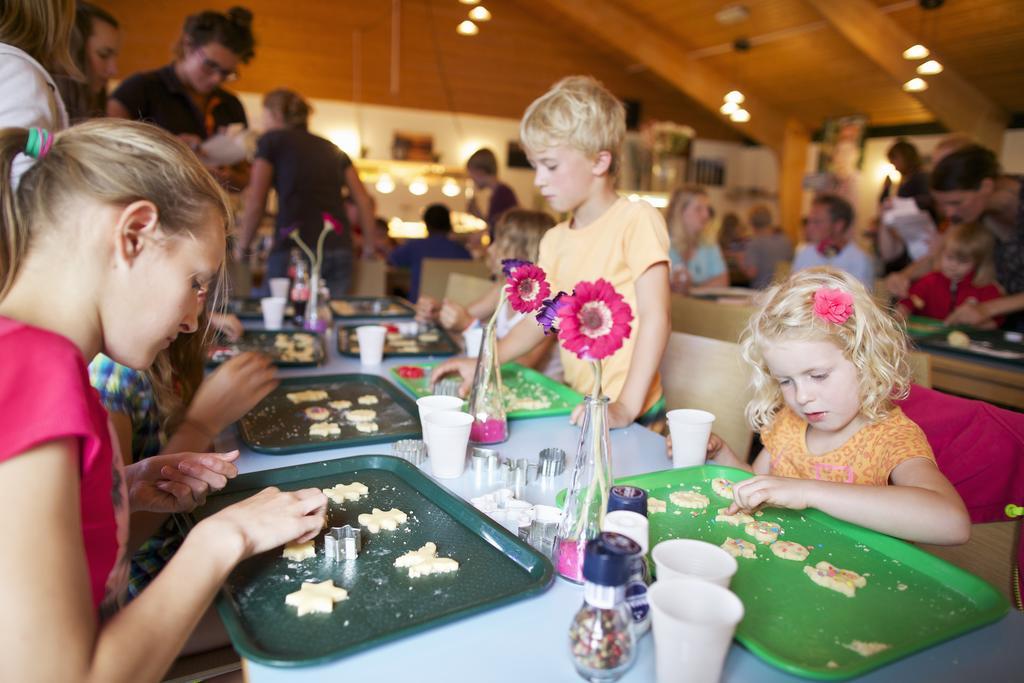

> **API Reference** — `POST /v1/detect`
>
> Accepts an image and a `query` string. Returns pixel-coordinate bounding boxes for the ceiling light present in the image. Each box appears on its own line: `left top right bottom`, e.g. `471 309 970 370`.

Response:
903 77 928 92
408 178 429 196
714 4 750 26
456 20 478 36
459 0 480 5
917 59 943 75
375 173 395 194
902 44 929 60
720 101 739 115
730 108 751 123
724 90 745 104
441 178 462 198
468 6 491 21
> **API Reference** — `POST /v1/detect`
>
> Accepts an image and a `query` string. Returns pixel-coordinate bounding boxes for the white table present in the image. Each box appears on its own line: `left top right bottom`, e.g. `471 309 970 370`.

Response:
224 323 1024 682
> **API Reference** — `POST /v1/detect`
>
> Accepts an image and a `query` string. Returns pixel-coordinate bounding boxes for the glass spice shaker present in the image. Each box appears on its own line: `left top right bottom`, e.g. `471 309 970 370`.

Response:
568 532 639 682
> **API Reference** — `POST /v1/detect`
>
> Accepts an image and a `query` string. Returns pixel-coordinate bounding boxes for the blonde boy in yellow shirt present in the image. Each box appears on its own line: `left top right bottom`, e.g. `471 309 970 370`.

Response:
432 76 671 428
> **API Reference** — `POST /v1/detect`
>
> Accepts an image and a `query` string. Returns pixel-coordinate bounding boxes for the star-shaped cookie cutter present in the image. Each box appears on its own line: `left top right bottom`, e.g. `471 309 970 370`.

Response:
324 524 362 561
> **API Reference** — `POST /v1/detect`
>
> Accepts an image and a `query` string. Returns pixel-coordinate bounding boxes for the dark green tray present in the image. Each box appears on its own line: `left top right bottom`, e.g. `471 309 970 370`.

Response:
389 361 584 419
337 323 458 358
611 465 1009 680
229 298 295 320
238 374 420 454
207 330 325 367
184 455 554 667
904 315 950 339
913 329 1024 367
329 296 415 320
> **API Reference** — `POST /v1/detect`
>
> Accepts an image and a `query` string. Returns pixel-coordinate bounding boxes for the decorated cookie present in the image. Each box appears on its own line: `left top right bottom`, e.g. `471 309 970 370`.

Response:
721 537 757 559
715 507 754 526
770 540 809 561
309 422 341 437
803 561 867 597
669 490 710 509
744 520 782 544
285 580 348 616
282 540 316 561
287 389 329 404
304 406 331 421
710 478 735 500
322 481 369 504
358 507 408 533
394 542 459 578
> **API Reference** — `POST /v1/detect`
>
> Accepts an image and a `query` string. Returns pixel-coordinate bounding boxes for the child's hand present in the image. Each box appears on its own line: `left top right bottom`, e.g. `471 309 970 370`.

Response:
570 400 636 429
428 357 476 397
415 296 441 323
187 352 278 436
126 450 240 513
727 475 818 514
885 271 911 298
210 312 244 341
438 299 473 332
945 299 991 327
200 486 328 561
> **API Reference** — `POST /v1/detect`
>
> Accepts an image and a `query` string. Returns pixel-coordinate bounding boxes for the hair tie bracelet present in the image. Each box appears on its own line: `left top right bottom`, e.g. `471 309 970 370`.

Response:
25 127 54 159
813 287 854 325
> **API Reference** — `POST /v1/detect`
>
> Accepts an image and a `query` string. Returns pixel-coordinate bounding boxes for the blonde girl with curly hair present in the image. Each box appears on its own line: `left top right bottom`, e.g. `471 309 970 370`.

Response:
706 267 969 544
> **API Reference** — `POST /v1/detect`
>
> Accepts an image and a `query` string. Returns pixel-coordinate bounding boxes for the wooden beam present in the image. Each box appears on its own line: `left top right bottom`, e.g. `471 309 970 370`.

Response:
780 120 811 243
528 0 807 153
811 0 1008 150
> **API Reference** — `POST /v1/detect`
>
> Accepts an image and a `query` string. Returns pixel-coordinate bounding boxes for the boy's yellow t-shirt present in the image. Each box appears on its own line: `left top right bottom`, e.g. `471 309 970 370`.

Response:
537 196 670 413
762 406 936 485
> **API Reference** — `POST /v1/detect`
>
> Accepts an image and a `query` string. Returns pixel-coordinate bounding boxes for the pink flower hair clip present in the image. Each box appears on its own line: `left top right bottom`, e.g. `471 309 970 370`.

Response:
813 287 854 325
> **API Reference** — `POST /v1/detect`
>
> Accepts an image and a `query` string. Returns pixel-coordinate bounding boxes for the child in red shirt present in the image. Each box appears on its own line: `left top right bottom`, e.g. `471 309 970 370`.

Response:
897 222 1003 325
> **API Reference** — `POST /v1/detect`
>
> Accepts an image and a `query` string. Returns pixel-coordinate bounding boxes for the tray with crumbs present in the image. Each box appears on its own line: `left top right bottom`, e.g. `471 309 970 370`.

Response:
914 328 1024 366
237 374 420 453
182 455 553 666
229 298 295 320
337 323 458 358
582 465 1009 681
329 296 415 320
207 330 325 367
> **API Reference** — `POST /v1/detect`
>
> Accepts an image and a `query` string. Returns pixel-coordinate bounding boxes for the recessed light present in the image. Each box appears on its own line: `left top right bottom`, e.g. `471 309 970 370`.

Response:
724 90 745 104
730 108 751 123
917 60 943 75
720 101 740 115
457 20 479 36
468 6 491 22
902 44 929 60
903 77 928 92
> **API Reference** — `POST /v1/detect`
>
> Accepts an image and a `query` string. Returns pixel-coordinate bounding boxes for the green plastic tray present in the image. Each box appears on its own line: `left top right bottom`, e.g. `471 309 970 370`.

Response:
238 374 421 454
183 455 554 667
337 324 458 358
329 296 415 320
612 465 1009 680
914 329 1024 367
389 361 584 419
904 315 950 339
207 330 325 368
229 298 295 320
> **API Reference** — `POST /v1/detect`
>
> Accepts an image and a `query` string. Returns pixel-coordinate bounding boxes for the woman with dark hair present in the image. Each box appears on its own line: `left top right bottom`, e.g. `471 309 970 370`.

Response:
55 1 119 121
234 88 377 297
932 145 1024 329
108 6 253 151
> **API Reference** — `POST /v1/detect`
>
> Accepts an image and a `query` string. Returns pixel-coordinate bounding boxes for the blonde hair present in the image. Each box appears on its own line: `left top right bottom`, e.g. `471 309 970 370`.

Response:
490 209 554 271
520 75 626 176
665 185 710 255
741 267 911 432
1 119 231 299
943 221 997 286
0 0 79 77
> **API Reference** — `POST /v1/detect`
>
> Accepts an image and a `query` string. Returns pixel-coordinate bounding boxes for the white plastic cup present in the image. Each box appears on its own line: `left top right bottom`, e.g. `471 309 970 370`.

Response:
423 411 473 479
652 538 738 588
463 326 483 358
269 277 291 299
260 296 286 330
667 409 716 468
602 510 650 555
649 578 744 683
416 395 464 448
355 325 388 366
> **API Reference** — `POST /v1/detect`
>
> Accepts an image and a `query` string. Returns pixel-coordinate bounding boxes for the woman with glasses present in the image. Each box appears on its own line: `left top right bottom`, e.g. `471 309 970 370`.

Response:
108 5 254 184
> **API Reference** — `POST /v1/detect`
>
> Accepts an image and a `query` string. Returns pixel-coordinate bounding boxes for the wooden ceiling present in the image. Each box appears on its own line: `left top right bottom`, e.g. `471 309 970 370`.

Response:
105 0 1023 142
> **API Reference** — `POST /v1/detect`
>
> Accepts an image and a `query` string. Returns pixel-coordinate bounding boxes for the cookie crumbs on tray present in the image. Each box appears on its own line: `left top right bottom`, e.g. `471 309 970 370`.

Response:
842 641 890 657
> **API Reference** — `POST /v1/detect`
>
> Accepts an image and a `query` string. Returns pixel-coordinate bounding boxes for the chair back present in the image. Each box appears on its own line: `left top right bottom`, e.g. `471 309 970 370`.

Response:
660 331 754 458
419 258 491 302
444 273 496 308
350 258 386 296
670 295 756 344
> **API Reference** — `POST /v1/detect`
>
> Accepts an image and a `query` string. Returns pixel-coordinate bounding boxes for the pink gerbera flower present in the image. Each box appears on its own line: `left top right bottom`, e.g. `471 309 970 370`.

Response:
557 279 633 360
505 263 551 314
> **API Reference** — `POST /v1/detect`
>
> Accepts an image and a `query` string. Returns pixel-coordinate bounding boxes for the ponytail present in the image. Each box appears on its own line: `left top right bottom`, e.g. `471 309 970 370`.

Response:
0 128 33 298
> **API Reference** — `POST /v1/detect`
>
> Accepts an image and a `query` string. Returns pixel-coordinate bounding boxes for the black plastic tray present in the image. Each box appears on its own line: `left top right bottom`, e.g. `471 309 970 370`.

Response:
207 330 325 367
329 296 415 320
229 298 296 321
337 323 458 358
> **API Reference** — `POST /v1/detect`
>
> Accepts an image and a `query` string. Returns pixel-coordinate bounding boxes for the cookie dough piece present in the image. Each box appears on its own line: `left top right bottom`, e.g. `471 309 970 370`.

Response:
309 422 341 438
843 641 890 657
647 497 667 513
357 394 379 406
721 537 757 559
803 561 867 598
417 332 440 343
669 490 710 509
394 542 459 578
710 478 735 500
285 580 349 616
358 507 408 533
282 540 316 561
355 422 380 434
909 294 926 310
322 481 369 503
304 406 331 421
329 400 352 411
287 389 330 404
947 330 971 348
346 409 377 424
744 520 782 544
281 348 314 362
770 540 809 561
715 507 754 526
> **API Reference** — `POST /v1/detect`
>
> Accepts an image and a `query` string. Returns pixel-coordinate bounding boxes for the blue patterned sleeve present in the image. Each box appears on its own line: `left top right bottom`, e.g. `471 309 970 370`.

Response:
88 354 154 423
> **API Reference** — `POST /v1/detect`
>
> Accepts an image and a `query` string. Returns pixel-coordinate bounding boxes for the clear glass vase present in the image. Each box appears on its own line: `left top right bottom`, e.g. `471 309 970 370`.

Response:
467 322 509 444
303 267 328 333
555 395 612 583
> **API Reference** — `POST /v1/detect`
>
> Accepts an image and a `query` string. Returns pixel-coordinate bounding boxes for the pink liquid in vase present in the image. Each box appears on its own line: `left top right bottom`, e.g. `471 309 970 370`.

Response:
556 538 585 583
469 416 508 444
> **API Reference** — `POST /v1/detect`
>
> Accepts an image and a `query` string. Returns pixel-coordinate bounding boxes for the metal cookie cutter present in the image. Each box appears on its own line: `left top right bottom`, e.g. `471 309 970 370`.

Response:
537 447 566 478
324 525 362 561
392 439 428 466
505 458 537 497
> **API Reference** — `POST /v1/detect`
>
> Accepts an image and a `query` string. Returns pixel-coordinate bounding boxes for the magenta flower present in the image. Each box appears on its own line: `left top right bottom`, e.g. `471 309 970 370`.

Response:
322 212 345 234
557 279 633 360
535 291 569 334
813 287 854 325
505 263 551 314
501 258 531 279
